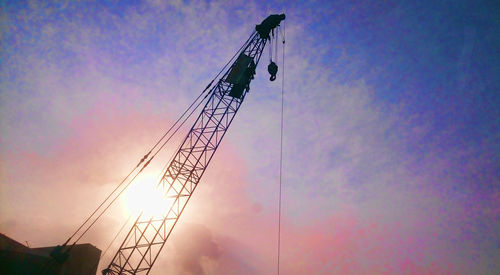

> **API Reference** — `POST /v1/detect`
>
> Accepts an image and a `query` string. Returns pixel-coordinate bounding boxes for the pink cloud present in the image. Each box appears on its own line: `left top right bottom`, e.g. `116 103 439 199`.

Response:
1 2 497 274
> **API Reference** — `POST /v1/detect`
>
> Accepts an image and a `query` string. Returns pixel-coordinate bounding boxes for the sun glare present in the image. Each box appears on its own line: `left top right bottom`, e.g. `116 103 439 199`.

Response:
123 173 174 218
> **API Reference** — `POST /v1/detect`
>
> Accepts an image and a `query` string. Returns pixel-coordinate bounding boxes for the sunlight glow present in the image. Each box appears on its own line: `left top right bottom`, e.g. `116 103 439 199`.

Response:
123 173 174 218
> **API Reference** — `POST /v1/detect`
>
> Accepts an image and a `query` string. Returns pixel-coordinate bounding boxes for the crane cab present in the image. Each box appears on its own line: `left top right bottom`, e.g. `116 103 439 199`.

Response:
225 53 256 98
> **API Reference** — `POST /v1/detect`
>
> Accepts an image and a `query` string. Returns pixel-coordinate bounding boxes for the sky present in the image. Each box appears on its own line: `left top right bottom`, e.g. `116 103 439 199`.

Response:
0 0 499 274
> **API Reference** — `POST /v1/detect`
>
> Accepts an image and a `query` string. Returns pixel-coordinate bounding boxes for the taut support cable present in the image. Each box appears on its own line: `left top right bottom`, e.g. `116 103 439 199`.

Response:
62 32 255 247
277 19 285 275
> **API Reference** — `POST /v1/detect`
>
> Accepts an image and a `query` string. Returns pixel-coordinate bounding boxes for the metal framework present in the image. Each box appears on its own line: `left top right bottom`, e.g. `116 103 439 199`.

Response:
103 32 267 274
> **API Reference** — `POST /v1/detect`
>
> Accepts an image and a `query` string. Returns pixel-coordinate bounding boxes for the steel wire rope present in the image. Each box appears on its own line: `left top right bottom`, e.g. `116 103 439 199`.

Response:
66 31 258 246
102 214 133 260
275 28 279 64
87 214 133 275
269 31 273 62
277 20 285 275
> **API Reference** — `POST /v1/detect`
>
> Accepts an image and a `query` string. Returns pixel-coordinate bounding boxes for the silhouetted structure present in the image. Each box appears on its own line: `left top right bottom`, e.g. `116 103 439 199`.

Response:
102 13 286 274
0 233 101 275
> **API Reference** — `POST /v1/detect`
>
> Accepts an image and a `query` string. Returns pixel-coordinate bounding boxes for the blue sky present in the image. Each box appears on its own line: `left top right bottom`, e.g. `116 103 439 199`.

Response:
1 0 498 274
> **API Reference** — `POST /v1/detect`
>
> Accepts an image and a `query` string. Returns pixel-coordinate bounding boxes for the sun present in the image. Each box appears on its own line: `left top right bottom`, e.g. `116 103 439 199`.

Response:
123 173 174 218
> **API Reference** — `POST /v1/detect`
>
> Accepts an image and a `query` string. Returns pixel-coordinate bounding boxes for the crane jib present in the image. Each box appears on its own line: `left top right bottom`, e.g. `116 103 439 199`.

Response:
102 14 284 275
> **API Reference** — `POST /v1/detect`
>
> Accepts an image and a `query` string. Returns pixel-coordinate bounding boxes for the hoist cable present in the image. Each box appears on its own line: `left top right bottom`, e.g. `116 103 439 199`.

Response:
269 33 273 62
277 21 285 275
65 31 257 245
275 29 279 64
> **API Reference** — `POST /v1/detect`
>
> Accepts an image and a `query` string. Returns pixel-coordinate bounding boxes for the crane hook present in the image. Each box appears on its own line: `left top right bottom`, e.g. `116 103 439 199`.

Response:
268 61 278 81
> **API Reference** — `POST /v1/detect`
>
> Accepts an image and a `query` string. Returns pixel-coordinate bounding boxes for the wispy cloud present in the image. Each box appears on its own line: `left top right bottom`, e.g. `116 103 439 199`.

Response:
1 1 498 274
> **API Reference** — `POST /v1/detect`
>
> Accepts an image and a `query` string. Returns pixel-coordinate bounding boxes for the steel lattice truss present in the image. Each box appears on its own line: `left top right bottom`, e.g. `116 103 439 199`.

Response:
103 32 266 274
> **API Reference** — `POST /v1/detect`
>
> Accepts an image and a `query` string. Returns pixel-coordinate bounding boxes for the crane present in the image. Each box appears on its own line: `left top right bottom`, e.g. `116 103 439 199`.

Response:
101 14 286 274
